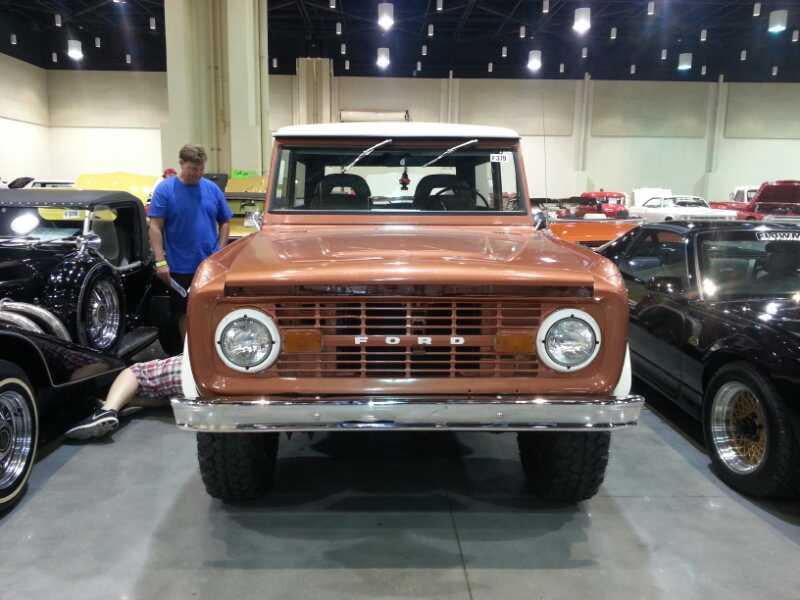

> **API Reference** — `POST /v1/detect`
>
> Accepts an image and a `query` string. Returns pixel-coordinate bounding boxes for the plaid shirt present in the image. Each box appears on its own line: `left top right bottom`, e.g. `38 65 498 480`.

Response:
130 354 183 399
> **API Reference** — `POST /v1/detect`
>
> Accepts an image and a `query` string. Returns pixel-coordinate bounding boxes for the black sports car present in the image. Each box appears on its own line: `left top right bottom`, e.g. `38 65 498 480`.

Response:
599 221 800 497
0 189 176 353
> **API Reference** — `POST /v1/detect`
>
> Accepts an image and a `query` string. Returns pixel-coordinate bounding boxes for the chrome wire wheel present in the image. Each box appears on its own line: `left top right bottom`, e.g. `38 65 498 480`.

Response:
710 382 768 475
85 279 120 350
0 390 33 493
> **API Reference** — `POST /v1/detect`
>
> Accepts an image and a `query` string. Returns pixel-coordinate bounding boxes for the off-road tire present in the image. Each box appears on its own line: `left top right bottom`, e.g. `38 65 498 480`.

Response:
0 360 38 510
704 362 800 498
196 432 279 502
517 431 610 503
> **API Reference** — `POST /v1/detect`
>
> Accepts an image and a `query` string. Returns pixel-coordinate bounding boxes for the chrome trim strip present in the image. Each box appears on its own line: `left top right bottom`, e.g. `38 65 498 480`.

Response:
171 393 644 432
0 310 44 335
0 300 71 342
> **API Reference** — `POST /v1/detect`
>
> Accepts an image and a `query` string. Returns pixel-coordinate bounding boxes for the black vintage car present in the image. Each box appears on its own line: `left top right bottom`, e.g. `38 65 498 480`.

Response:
599 221 800 497
0 189 176 353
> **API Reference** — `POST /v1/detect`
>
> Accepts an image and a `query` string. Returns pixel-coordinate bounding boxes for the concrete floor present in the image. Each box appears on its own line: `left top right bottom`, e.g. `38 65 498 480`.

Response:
2 385 799 600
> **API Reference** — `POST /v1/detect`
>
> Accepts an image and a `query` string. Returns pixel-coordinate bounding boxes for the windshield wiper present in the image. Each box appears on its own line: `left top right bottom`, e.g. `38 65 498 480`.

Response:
342 138 392 173
423 139 479 167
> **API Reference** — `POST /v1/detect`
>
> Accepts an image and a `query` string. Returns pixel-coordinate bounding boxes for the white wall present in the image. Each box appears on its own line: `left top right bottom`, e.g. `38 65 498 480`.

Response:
0 117 51 180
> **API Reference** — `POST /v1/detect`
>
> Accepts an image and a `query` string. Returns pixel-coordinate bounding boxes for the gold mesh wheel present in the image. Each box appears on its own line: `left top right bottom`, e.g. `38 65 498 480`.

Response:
711 382 768 474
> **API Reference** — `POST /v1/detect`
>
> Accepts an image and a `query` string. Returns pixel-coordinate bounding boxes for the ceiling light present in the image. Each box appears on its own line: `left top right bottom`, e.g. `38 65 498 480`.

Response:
527 50 542 71
647 1 655 16
428 24 434 37
768 10 788 33
336 22 342 35
125 53 132 64
436 0 443 11
581 46 588 59
573 7 591 34
345 59 350 70
559 62 565 73
340 43 346 55
678 52 692 71
149 16 156 31
519 25 526 38
661 48 667 60
501 45 507 57
772 65 779 77
701 65 707 76
421 44 427 56
417 60 422 71
740 49 747 61
67 39 83 61
329 0 336 8
488 62 493 73
630 64 636 75
51 52 58 63
610 27 617 40
54 14 62 27
377 3 394 30
272 58 278 69
95 36 101 48
376 47 390 69
700 28 707 42
793 29 800 42
10 33 17 45
543 0 550 14
753 2 761 17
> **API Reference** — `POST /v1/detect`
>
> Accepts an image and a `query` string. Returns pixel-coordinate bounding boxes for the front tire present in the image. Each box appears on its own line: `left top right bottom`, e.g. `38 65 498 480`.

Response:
517 431 610 503
0 361 38 509
196 433 279 502
79 271 125 352
705 363 800 497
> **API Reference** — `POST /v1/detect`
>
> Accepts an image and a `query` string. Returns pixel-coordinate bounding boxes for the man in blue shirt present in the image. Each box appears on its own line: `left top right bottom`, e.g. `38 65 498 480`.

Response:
148 144 232 342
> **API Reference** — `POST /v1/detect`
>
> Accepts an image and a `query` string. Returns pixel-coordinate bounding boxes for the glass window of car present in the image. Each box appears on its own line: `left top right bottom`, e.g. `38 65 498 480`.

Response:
644 198 662 208
620 229 688 285
270 145 522 213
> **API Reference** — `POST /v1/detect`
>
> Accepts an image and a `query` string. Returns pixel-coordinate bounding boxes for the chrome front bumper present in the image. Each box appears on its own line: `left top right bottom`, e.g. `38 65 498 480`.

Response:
170 394 644 432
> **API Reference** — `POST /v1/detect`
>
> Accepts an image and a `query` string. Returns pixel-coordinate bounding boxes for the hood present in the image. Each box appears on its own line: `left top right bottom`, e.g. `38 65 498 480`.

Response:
0 248 60 299
215 225 611 289
707 298 800 338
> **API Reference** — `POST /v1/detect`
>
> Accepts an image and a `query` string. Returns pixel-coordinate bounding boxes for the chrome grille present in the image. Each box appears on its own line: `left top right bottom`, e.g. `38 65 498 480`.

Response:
275 300 541 378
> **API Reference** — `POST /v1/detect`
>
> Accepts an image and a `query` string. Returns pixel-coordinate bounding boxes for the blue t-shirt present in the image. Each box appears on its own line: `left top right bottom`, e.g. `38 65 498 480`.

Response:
148 177 232 274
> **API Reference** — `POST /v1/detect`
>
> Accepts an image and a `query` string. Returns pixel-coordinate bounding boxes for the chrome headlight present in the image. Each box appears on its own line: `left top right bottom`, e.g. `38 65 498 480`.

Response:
537 308 601 372
214 309 281 373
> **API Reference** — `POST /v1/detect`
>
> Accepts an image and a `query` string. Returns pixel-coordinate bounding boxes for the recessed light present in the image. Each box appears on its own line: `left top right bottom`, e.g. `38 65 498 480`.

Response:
428 24 434 37
701 65 707 76
527 50 542 71
436 0 443 11
768 10 788 33
559 62 565 73
125 53 131 64
54 14 62 27
376 47 390 69
272 58 278 69
10 33 17 45
753 2 761 17
488 62 493 73
340 43 346 55
519 25 526 38
581 47 588 59
501 46 507 58
793 29 800 43
421 44 427 56
740 49 747 61
630 64 636 75
661 48 667 60
95 36 101 48
417 60 422 71
345 59 350 70
543 0 550 13
149 16 156 31
329 0 336 8
610 27 617 40
700 28 707 42
336 22 342 35
67 39 83 61
678 52 692 71
647 1 655 16
573 8 591 34
51 52 58 63
772 65 779 77
377 3 394 31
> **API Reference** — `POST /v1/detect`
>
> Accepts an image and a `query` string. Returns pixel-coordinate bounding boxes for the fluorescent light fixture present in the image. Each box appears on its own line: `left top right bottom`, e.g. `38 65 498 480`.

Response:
501 45 507 57
340 43 346 55
377 3 394 30
520 25 526 38
436 0 443 11
345 59 350 70
125 53 132 64
768 10 788 33
149 16 156 31
272 57 278 69
67 39 83 61
573 7 591 34
793 29 800 42
647 1 655 16
630 64 636 75
543 0 550 14
678 52 692 71
740 49 747 61
421 44 427 56
336 21 342 35
753 2 761 17
376 47 390 69
701 65 707 76
559 62 565 73
488 62 493 73
95 36 101 48
428 23 434 37
528 50 542 71
55 14 62 27
10 33 17 45
417 60 422 71
581 46 588 59
661 48 667 60
700 28 707 42
51 52 58 63
772 65 779 76
610 26 617 40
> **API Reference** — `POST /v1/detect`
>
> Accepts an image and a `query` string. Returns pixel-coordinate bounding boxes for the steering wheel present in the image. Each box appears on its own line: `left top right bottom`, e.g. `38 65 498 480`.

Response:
430 185 490 210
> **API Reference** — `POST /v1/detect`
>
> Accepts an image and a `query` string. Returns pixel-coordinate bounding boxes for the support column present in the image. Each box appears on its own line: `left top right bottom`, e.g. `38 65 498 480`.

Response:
703 75 728 199
294 58 334 125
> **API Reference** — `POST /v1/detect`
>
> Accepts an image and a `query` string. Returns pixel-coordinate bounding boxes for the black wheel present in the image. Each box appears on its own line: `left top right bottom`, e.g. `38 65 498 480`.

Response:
704 362 800 497
0 360 38 509
78 270 125 352
517 431 610 503
196 433 279 502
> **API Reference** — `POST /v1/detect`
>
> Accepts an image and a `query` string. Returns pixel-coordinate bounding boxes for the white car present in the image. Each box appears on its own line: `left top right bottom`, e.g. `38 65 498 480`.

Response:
628 195 738 223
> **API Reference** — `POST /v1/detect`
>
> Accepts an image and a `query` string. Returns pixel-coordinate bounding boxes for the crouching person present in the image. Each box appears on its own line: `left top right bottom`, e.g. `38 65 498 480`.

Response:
65 355 182 440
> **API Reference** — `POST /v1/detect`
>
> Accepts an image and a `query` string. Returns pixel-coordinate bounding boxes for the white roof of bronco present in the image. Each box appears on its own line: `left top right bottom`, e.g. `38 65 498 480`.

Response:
275 122 520 139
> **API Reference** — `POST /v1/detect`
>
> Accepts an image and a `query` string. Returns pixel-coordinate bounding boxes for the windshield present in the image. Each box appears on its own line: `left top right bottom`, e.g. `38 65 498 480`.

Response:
698 230 800 299
270 144 523 213
0 206 85 243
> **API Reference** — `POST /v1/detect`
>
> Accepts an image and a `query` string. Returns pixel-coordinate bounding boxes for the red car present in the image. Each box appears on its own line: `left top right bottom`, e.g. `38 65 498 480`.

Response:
575 192 629 218
733 180 800 220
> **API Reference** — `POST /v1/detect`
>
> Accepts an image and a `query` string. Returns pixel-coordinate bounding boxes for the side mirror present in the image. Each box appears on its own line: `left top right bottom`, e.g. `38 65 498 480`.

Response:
647 276 683 295
532 210 549 231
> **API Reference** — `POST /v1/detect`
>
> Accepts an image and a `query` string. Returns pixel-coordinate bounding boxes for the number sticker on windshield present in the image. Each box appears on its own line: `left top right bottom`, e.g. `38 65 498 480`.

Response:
490 153 510 163
756 231 800 241
63 209 81 219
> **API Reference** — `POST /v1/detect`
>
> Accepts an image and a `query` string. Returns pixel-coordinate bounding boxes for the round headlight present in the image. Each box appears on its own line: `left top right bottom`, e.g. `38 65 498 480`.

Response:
537 308 601 372
214 309 281 373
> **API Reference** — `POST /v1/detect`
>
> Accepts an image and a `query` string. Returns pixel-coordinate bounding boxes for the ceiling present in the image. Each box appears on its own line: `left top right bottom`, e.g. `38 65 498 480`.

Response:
2 1 800 81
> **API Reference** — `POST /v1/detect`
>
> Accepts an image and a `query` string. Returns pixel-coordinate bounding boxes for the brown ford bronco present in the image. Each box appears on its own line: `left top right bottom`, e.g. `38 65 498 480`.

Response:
172 122 644 503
